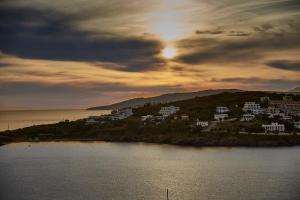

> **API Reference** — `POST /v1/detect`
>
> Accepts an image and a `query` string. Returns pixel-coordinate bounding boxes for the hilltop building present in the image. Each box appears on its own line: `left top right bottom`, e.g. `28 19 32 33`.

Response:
241 114 255 122
294 122 300 129
243 102 263 115
260 96 270 102
141 115 154 121
174 114 189 120
216 106 229 114
196 120 209 127
214 113 228 121
114 108 133 119
262 123 285 133
270 96 300 116
159 106 180 117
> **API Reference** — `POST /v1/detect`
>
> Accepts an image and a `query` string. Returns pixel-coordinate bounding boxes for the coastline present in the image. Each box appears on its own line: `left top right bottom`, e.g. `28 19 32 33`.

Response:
1 134 300 147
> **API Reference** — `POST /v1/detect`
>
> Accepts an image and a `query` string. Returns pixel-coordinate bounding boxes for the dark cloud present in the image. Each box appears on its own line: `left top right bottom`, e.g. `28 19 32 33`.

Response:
195 29 224 35
176 32 300 65
0 81 183 96
266 60 300 71
212 77 300 90
0 6 164 72
0 62 13 68
227 31 251 37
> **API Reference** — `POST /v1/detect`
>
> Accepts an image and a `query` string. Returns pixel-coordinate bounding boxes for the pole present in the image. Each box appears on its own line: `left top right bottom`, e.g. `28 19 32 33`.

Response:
167 188 169 200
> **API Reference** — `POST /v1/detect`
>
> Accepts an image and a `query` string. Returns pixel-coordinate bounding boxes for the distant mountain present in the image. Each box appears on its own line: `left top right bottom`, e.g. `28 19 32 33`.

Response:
289 87 300 93
87 89 242 110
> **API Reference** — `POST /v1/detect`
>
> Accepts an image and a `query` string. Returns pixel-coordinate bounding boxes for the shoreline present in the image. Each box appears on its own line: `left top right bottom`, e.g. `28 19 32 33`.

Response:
1 136 300 148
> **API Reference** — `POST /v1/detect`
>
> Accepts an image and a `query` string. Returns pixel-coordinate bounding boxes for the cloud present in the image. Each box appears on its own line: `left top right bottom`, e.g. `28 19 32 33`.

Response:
0 6 164 72
176 30 300 65
0 80 184 109
227 31 251 37
195 29 224 35
266 60 300 71
212 77 300 90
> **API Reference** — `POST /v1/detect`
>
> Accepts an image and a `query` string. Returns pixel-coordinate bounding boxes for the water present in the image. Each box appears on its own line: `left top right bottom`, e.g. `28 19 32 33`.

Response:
0 110 111 131
0 142 299 200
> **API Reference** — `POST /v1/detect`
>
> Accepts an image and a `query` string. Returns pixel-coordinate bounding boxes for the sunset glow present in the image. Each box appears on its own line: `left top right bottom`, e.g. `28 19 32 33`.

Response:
0 0 299 109
162 47 177 59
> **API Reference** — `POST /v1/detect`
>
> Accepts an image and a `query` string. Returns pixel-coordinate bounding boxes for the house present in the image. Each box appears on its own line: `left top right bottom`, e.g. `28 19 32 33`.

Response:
243 102 263 114
260 96 270 102
85 118 98 125
266 106 280 115
181 114 189 120
216 106 229 114
270 96 300 116
159 106 180 117
265 106 286 118
214 113 228 121
114 108 133 119
294 122 300 129
262 122 285 133
241 114 255 122
196 120 209 127
141 115 154 121
280 116 292 120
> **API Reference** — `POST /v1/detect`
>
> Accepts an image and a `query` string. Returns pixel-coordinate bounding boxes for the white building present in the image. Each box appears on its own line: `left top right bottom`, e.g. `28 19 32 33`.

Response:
243 102 263 115
181 114 189 120
280 116 292 120
214 113 228 121
294 122 300 129
260 96 270 102
262 122 285 133
113 108 133 120
266 106 280 115
196 120 209 127
141 115 154 121
216 106 229 114
241 114 255 122
85 118 98 125
159 106 180 117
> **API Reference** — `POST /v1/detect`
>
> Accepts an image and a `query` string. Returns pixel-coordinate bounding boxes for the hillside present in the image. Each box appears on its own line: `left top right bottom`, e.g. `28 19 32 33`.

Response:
289 86 300 93
2 91 300 147
87 89 242 110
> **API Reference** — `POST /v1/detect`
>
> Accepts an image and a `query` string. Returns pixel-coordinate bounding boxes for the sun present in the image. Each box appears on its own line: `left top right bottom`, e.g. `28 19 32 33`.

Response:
162 47 177 59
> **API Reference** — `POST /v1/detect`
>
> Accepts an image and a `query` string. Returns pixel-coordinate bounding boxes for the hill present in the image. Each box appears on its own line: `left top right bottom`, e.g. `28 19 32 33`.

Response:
87 89 242 110
2 91 300 147
289 86 300 93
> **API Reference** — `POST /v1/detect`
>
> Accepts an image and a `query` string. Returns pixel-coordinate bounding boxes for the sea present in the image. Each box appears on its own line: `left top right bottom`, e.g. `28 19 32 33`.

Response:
0 109 111 131
0 142 299 200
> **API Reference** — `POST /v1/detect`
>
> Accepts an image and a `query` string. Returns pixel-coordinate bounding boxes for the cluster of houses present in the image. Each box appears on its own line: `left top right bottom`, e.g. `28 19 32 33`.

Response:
239 96 300 134
85 108 133 124
86 95 300 135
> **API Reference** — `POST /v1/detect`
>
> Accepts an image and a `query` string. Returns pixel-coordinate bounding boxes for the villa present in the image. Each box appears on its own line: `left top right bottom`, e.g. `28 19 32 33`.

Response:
241 114 255 122
214 113 228 121
270 96 300 116
85 118 98 125
196 120 209 127
216 106 229 114
114 108 133 119
141 115 154 121
243 102 263 115
159 106 180 117
262 122 285 133
294 122 300 129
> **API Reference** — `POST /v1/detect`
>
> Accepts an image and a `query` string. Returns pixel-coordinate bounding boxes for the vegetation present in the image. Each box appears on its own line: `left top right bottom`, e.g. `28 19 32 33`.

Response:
1 91 300 146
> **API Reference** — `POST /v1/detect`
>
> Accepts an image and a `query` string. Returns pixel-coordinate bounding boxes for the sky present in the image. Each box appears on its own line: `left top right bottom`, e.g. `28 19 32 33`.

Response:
0 0 300 110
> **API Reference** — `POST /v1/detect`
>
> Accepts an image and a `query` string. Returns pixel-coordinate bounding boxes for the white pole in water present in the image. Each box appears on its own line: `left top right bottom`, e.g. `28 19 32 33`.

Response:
167 188 169 200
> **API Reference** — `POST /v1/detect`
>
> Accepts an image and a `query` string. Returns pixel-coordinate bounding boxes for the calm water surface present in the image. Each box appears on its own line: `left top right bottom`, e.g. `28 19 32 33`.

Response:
0 110 110 131
0 142 300 200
